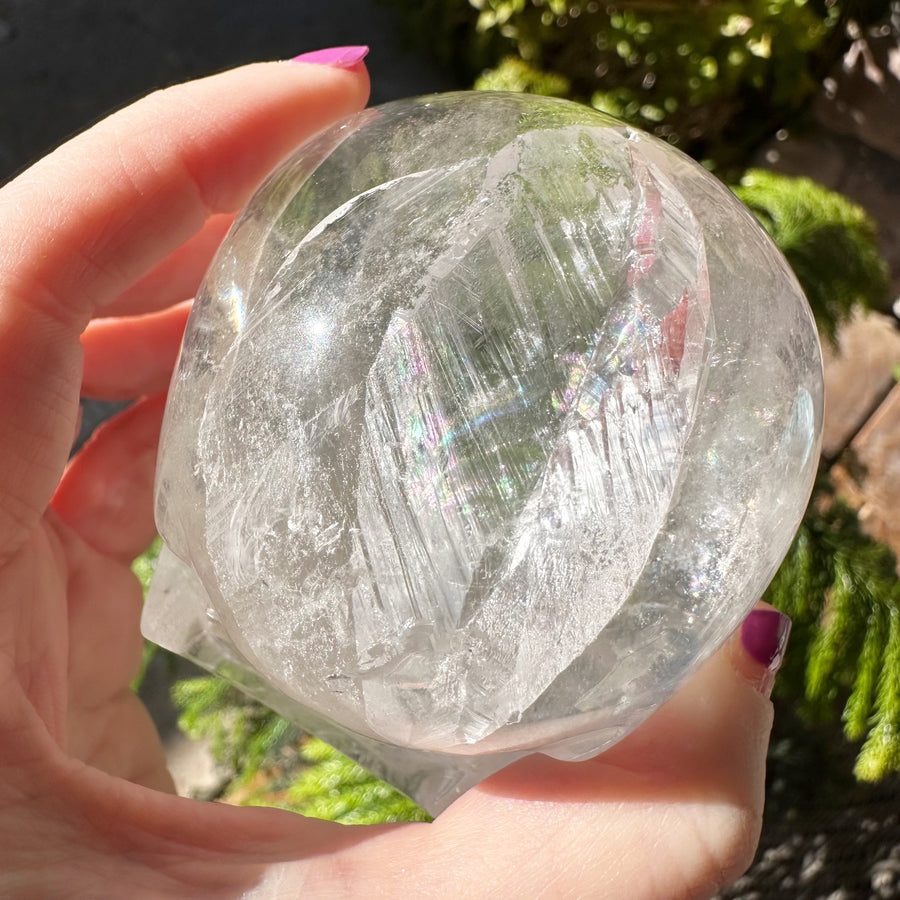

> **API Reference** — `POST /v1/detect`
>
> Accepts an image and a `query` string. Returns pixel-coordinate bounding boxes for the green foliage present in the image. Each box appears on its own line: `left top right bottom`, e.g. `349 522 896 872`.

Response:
390 0 892 170
171 677 429 821
130 537 162 692
734 169 890 339
475 55 570 95
282 739 431 824
766 494 900 781
173 677 302 785
131 535 162 595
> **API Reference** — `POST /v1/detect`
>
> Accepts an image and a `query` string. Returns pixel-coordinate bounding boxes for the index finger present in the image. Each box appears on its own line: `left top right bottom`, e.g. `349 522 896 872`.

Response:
0 59 369 553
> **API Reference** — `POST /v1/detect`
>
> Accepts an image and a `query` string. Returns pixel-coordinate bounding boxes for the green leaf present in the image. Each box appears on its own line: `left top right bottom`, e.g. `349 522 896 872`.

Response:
855 608 900 780
767 494 900 779
286 738 431 824
131 536 162 597
475 55 570 96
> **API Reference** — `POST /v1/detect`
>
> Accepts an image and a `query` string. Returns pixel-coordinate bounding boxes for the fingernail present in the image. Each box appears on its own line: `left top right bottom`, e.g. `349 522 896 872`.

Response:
290 46 370 69
741 609 791 696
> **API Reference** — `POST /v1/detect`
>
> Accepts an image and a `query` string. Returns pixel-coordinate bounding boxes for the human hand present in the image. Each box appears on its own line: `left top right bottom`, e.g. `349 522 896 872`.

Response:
0 53 787 899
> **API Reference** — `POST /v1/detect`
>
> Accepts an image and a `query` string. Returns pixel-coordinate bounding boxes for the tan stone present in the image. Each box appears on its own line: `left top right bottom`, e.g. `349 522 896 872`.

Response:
831 382 900 567
822 309 900 459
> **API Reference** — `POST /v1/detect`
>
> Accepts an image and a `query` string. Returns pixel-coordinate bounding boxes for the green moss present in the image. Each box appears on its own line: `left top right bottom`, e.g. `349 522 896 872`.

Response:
734 170 890 339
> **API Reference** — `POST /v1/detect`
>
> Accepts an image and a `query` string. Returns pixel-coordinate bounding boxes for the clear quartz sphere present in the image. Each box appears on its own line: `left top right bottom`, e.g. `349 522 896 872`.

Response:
143 91 823 813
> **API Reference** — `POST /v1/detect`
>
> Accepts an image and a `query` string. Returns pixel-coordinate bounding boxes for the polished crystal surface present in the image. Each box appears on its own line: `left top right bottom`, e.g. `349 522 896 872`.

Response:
143 92 823 813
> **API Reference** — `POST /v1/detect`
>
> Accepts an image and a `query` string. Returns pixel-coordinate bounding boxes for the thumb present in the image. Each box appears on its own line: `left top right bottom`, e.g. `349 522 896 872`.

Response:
237 604 789 900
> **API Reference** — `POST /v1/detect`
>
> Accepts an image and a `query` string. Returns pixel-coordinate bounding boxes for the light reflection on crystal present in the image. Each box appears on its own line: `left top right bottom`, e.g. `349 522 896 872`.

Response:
226 283 246 333
301 312 333 350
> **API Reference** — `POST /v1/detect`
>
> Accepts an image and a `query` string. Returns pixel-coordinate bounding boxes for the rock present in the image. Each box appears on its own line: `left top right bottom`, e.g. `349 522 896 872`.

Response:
758 10 900 298
832 382 900 568
821 310 900 460
814 12 900 166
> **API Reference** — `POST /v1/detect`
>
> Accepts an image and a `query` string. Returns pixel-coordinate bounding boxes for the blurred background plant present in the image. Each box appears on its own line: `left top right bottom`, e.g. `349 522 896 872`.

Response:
129 0 899 828
389 0 894 173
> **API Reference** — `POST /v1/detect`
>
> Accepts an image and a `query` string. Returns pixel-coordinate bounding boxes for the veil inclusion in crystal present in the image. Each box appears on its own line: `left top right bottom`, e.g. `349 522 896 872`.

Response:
143 92 823 814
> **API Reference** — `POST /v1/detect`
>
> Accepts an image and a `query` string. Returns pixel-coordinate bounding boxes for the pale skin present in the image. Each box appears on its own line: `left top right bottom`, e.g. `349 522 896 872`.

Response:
0 61 777 899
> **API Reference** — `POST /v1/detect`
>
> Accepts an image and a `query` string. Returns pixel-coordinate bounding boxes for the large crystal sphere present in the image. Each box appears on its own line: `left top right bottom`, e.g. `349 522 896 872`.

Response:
144 91 823 813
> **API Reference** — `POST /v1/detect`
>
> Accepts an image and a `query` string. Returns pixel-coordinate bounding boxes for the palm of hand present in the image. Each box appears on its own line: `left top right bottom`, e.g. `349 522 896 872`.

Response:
0 400 182 881
8 498 169 790
0 62 774 900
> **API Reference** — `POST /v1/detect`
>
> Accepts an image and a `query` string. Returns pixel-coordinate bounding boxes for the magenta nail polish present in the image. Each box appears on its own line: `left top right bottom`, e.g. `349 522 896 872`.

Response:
741 609 791 697
742 607 791 669
290 46 370 69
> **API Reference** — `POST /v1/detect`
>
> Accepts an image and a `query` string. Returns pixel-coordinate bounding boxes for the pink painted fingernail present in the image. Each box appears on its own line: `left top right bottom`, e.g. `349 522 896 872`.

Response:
741 608 791 696
290 46 370 69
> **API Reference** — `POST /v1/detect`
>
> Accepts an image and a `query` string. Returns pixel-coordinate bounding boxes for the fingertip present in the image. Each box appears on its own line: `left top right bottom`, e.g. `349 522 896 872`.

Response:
81 301 191 400
265 49 371 111
53 393 167 561
734 602 791 698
